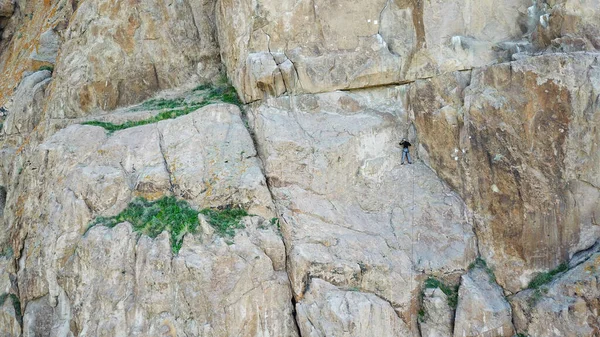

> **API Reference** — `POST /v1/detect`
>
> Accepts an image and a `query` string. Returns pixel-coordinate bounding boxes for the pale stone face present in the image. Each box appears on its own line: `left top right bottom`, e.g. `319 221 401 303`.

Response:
1 0 600 335
216 0 530 102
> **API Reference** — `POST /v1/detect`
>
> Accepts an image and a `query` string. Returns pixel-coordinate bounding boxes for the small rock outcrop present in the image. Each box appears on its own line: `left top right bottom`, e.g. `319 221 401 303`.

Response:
419 287 454 337
454 267 514 337
511 252 600 337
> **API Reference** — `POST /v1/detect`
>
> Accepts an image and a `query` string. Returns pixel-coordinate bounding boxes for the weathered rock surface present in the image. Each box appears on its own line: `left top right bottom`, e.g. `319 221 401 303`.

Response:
413 53 600 292
248 89 477 327
43 0 220 118
454 267 514 337
217 0 531 102
296 278 411 336
419 287 454 337
534 0 600 52
511 252 600 337
1 70 52 137
1 104 295 335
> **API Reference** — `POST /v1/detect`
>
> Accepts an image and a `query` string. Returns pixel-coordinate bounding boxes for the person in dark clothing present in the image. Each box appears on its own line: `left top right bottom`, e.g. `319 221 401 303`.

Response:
399 138 412 164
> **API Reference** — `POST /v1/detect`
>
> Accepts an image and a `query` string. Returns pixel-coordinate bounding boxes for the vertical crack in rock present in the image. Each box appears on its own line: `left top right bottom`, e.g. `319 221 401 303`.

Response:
156 126 175 194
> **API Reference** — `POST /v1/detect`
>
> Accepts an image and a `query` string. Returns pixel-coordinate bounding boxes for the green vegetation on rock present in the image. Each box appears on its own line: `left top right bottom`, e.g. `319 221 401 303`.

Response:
38 65 54 73
199 206 248 237
424 277 459 309
468 257 497 284
83 103 203 133
527 263 568 289
87 197 250 253
88 196 200 253
82 82 241 133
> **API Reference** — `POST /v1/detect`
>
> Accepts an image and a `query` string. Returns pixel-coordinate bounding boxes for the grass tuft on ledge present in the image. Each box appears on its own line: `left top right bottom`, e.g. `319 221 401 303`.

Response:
87 197 250 253
527 263 568 289
199 206 248 237
83 82 242 133
424 277 459 309
87 196 200 254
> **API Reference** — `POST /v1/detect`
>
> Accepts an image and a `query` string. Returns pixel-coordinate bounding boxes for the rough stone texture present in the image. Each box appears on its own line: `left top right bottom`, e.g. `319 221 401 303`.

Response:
0 296 21 337
296 278 411 336
511 252 600 337
56 219 297 336
248 88 477 326
413 53 600 292
1 104 294 335
534 0 600 52
0 0 13 17
28 28 60 64
43 0 220 118
1 70 52 137
453 267 515 337
419 287 454 337
216 0 531 102
0 0 73 106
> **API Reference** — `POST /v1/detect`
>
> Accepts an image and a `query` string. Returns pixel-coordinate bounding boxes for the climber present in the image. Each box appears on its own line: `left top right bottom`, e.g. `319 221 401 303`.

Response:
399 138 413 165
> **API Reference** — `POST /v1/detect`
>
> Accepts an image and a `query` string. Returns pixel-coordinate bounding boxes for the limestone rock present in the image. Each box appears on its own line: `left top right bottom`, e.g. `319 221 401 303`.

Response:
58 221 298 336
248 89 477 322
534 0 600 51
45 0 220 118
1 70 52 137
412 53 600 292
453 267 514 337
1 104 289 334
296 278 411 336
511 252 600 337
29 28 60 64
420 287 454 337
0 0 13 17
217 0 529 102
0 294 20 337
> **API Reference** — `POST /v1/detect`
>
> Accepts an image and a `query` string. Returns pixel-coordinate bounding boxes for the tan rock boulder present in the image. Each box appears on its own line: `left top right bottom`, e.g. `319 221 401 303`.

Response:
0 0 13 17
248 88 477 325
453 267 514 337
296 278 412 336
56 220 298 336
511 251 600 337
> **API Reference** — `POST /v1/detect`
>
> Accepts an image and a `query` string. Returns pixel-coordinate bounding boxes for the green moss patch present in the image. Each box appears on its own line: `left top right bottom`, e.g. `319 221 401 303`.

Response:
82 103 203 133
468 257 497 284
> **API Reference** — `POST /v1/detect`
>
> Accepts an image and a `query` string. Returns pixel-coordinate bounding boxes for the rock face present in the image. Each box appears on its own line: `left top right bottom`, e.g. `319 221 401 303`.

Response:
453 267 514 337
2 105 295 335
1 70 52 137
296 278 411 336
1 0 600 335
511 252 600 337
216 0 530 102
413 53 600 292
248 89 477 328
419 287 454 337
45 0 220 118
